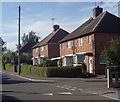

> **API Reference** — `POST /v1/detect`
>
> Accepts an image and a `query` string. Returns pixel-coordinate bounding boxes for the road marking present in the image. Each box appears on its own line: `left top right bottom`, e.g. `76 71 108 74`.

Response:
78 88 83 91
70 89 75 91
42 93 53 96
58 92 72 95
92 92 99 95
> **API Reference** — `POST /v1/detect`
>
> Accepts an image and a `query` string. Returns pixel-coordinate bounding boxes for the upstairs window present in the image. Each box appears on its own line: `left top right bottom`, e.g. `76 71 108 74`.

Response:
41 46 44 51
67 41 71 48
78 38 83 46
88 35 91 44
36 48 39 52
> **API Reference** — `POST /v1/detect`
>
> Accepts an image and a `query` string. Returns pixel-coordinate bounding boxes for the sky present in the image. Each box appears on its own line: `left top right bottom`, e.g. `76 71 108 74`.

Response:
1 1 119 51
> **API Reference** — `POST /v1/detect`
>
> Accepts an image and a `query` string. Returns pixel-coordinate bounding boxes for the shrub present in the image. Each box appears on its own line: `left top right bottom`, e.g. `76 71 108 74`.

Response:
21 65 32 75
106 65 120 72
39 58 57 67
46 66 82 78
5 63 16 72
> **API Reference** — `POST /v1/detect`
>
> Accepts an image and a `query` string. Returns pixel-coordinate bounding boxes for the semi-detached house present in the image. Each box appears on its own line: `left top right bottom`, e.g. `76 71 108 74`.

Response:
59 6 120 74
32 25 69 65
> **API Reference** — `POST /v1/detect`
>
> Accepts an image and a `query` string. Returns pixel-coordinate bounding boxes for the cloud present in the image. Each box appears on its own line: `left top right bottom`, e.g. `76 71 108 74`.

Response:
6 41 17 51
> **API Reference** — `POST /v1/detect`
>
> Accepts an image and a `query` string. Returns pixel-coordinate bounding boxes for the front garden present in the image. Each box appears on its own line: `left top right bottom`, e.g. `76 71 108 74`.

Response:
3 63 96 78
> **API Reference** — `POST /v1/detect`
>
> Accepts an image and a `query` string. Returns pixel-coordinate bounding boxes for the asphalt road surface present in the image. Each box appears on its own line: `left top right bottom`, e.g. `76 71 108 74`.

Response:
1 72 118 101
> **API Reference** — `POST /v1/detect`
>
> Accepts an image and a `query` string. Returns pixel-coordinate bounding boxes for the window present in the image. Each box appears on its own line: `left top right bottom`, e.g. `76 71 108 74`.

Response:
36 48 39 52
61 44 63 49
67 41 71 48
41 46 44 51
100 55 106 64
78 38 83 46
88 35 91 44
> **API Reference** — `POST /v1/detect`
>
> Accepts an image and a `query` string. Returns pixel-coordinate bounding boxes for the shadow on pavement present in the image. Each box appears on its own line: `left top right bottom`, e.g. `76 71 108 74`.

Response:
85 80 107 82
2 94 22 102
2 75 54 85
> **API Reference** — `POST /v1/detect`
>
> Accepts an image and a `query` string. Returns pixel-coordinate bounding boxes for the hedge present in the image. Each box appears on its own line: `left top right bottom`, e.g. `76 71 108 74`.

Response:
4 64 82 78
46 66 82 77
5 63 17 72
106 65 120 72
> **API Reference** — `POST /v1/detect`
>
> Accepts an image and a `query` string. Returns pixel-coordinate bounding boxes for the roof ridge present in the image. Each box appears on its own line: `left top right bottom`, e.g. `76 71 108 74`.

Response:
92 11 106 32
47 29 61 43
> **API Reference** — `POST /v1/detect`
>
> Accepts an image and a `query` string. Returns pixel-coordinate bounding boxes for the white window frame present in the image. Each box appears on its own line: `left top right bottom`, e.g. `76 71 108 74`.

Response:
78 38 83 46
36 48 39 52
88 35 91 44
100 55 106 64
67 41 71 48
41 46 44 51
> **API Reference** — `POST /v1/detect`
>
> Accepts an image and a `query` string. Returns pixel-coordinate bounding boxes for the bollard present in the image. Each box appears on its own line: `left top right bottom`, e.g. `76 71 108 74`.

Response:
107 69 112 88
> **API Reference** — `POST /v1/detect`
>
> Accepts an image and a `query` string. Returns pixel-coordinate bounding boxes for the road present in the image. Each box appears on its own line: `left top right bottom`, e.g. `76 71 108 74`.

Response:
1 71 119 101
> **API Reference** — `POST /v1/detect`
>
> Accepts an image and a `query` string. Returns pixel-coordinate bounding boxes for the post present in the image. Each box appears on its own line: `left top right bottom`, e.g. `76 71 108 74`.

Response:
107 69 112 88
18 6 21 75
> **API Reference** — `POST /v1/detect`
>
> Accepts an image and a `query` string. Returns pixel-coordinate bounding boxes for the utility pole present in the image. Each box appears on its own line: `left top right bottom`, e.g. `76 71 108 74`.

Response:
18 6 21 75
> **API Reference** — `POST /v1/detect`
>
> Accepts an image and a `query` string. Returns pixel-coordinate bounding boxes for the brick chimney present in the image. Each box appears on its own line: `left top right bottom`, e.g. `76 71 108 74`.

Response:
53 25 60 32
93 6 103 18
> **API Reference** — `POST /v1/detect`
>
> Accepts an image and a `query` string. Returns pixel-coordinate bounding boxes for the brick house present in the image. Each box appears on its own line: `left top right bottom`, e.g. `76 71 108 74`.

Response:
59 6 120 74
32 25 69 65
20 41 37 56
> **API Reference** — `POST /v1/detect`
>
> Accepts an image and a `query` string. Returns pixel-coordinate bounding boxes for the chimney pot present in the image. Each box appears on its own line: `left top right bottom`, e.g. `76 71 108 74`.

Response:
53 25 60 32
93 6 103 18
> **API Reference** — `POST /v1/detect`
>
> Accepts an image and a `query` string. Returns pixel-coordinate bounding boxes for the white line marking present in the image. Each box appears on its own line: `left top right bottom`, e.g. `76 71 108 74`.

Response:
42 93 53 96
58 92 72 95
70 89 75 91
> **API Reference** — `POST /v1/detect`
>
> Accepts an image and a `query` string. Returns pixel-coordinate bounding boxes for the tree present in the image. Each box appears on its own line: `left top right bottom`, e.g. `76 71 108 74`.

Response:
2 50 18 65
103 37 120 66
0 37 7 52
21 31 40 45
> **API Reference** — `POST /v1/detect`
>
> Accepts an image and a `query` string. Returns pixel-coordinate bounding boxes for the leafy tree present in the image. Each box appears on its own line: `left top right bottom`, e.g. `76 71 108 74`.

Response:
2 50 18 69
21 31 40 45
102 37 120 66
0 37 7 52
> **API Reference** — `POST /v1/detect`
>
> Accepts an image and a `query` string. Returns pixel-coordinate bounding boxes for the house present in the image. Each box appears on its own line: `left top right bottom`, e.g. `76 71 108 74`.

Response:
59 6 120 74
32 25 69 65
20 41 37 56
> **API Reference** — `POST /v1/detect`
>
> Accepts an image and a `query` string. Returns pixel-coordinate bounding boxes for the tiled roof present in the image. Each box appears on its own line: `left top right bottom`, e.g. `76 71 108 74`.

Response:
20 41 37 52
60 11 120 43
32 28 69 48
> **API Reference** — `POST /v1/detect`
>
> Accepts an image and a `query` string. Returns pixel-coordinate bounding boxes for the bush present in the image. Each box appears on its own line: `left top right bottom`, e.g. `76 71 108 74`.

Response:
4 64 96 78
5 63 16 72
39 58 57 67
46 66 82 78
106 65 120 72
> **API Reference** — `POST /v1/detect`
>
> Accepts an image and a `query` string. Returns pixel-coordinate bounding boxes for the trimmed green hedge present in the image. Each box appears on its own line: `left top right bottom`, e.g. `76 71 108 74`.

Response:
5 63 16 72
46 66 81 77
4 64 82 77
106 65 120 71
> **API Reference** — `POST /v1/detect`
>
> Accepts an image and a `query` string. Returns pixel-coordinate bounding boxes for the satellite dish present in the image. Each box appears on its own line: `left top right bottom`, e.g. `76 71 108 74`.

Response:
71 46 76 51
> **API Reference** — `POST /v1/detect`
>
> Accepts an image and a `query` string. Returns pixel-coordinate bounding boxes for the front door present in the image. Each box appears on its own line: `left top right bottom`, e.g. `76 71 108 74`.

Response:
89 57 93 73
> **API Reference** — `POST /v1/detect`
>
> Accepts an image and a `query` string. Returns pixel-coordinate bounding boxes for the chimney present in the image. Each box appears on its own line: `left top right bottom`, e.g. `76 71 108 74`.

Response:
53 25 60 32
93 6 103 18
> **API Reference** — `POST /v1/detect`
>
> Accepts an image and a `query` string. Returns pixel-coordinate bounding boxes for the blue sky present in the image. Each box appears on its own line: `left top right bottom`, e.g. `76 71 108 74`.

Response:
1 1 119 51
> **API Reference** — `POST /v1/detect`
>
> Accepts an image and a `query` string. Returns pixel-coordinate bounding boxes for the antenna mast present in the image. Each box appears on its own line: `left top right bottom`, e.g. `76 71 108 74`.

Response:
51 18 55 26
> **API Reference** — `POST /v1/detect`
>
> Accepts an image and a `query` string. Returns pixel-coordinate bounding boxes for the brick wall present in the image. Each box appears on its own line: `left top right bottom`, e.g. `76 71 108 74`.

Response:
94 33 120 74
32 44 60 59
60 34 95 57
48 43 60 58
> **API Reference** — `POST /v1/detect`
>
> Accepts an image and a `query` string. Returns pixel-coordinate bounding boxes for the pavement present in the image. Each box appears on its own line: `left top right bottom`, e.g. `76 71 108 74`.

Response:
2 70 120 101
